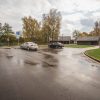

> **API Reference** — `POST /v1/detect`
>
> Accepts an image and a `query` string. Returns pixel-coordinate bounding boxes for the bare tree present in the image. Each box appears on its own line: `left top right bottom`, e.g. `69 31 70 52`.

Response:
93 21 100 36
73 30 80 43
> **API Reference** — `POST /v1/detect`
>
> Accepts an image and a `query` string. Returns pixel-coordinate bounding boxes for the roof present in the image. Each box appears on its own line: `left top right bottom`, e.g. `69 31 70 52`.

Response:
58 36 71 41
77 36 100 41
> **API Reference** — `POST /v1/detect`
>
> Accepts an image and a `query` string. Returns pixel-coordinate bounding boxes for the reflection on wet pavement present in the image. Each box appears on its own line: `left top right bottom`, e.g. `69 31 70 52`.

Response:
42 53 58 67
24 60 39 65
42 48 62 54
0 47 100 100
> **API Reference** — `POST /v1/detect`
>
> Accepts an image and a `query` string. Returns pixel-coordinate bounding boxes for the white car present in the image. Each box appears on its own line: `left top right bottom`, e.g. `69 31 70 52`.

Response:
20 42 38 51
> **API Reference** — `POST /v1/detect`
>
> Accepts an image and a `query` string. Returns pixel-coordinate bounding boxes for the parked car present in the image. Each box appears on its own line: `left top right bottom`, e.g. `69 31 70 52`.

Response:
48 42 64 49
20 42 38 51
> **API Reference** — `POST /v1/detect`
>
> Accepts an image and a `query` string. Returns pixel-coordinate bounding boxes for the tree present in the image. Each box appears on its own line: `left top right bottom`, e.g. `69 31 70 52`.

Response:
0 23 14 45
22 9 62 43
73 30 80 43
92 21 100 36
42 9 62 42
0 23 3 35
89 31 94 36
0 23 3 41
22 16 40 42
94 21 100 36
89 20 100 46
2 23 13 35
81 32 89 37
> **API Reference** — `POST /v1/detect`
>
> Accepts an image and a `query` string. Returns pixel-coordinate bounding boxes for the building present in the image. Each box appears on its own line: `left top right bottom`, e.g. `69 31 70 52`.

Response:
49 36 71 44
58 36 71 44
77 36 100 45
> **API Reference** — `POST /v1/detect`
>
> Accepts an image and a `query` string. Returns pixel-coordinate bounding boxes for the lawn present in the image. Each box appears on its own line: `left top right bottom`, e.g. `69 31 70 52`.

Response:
64 44 93 48
85 48 100 61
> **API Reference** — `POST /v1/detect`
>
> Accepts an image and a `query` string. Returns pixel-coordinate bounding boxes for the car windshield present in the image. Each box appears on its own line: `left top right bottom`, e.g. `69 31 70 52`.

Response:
58 42 62 44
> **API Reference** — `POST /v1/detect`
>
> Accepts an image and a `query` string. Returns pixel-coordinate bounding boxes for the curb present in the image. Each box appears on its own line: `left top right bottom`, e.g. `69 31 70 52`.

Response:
84 51 100 63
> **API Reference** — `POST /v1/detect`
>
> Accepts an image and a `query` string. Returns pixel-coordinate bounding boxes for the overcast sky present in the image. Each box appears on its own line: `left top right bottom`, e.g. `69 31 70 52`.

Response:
0 0 100 36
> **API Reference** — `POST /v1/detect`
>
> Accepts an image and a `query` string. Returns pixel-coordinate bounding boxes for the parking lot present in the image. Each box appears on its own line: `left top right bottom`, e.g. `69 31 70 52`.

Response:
0 47 100 100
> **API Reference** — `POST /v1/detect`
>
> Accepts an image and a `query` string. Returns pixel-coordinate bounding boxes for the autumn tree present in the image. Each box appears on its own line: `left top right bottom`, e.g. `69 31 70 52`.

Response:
89 31 94 36
81 32 89 37
22 16 40 42
22 9 62 43
42 9 62 42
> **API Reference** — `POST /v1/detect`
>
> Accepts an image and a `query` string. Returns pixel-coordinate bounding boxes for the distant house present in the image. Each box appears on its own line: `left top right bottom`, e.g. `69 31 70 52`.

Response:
70 38 74 44
77 36 100 45
58 36 71 44
49 36 71 44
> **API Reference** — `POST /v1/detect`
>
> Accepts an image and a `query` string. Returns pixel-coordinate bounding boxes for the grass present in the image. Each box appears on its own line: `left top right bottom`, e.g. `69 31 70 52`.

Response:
39 44 93 48
85 48 100 61
64 44 94 48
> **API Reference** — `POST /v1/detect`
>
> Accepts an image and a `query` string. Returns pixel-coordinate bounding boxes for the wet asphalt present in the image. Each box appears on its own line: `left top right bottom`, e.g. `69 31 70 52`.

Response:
0 47 100 100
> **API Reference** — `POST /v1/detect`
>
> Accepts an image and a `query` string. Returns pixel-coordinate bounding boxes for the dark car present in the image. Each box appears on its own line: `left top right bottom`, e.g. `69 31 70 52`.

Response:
48 42 64 49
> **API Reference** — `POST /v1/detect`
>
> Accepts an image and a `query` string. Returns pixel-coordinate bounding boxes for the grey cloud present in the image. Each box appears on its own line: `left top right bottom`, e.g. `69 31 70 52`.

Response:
80 18 95 32
80 18 94 27
0 0 100 35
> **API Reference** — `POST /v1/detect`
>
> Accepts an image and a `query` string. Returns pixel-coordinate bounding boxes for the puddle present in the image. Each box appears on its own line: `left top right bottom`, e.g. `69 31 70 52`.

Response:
6 55 13 58
24 60 39 65
42 48 62 54
42 53 58 67
43 61 57 67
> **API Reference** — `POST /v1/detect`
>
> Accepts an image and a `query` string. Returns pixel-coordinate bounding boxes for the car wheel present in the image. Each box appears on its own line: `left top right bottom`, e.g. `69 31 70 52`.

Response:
56 46 58 48
35 48 37 51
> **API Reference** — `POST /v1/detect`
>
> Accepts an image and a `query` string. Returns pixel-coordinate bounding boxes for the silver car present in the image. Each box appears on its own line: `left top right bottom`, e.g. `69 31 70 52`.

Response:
20 42 38 51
